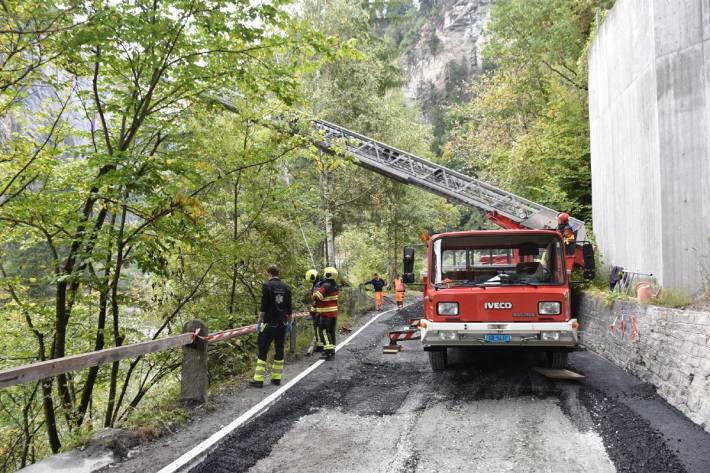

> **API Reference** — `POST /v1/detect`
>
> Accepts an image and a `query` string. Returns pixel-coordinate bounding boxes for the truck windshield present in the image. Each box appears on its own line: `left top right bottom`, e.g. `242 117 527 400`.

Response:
432 233 566 286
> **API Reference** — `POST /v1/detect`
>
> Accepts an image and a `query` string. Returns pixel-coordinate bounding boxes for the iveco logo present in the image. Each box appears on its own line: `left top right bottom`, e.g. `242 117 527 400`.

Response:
484 302 513 309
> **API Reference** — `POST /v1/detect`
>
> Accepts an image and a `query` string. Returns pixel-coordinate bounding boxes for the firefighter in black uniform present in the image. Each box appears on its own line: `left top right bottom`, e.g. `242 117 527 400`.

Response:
313 267 339 360
305 269 326 352
250 265 292 388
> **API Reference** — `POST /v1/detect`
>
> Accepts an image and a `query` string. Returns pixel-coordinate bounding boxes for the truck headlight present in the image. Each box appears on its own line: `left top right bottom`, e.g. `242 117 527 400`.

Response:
541 331 560 341
538 301 561 315
437 302 459 316
438 331 458 341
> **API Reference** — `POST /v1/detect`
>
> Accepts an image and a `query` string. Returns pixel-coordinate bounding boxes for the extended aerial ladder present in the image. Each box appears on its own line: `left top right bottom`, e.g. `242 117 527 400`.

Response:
308 120 594 273
209 97 593 273
310 120 587 241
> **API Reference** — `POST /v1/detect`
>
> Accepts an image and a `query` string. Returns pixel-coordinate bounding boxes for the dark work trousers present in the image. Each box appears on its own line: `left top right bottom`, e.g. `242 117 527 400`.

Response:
312 314 325 347
318 316 337 352
258 322 286 361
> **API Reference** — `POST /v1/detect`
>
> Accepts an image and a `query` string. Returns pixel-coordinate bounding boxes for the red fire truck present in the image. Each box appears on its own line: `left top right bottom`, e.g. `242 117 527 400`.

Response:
298 119 596 371
412 229 579 370
211 103 597 371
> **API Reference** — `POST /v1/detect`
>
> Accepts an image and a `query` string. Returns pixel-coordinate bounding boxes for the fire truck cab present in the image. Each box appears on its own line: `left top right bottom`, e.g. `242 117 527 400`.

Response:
414 229 577 371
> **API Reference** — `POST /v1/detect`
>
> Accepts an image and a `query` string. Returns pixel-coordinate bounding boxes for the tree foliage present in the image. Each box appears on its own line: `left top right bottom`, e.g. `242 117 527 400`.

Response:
0 0 463 468
443 0 614 223
0 0 334 467
297 0 458 284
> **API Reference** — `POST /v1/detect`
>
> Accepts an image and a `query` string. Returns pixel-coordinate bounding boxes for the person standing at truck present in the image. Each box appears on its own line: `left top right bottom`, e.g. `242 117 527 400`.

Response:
556 212 576 253
313 267 339 360
393 274 406 310
250 265 292 388
556 212 573 234
363 273 386 310
305 269 325 352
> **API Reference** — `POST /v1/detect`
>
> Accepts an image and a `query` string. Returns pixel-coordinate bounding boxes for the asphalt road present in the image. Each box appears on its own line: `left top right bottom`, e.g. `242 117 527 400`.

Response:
189 302 710 473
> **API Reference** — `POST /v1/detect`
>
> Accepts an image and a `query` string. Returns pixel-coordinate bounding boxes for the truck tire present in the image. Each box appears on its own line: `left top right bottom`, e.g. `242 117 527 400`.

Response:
428 349 447 371
546 350 568 369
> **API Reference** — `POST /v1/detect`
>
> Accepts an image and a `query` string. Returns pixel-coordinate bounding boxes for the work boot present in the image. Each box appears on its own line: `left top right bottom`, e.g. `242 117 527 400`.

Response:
321 350 335 361
249 380 263 388
315 345 324 352
271 379 281 386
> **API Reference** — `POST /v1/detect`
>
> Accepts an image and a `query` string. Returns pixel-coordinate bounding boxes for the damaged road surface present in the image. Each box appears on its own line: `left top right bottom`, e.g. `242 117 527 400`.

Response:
189 303 710 473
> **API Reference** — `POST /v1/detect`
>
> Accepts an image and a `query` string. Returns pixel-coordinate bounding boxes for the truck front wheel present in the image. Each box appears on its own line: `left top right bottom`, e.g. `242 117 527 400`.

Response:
428 349 447 371
546 350 568 369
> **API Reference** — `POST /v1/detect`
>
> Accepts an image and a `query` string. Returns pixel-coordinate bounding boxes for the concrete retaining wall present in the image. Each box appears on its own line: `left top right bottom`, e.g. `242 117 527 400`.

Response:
578 292 710 432
588 0 710 296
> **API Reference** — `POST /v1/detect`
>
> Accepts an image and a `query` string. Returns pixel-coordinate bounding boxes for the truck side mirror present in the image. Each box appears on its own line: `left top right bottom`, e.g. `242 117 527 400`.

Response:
582 242 595 280
403 246 415 284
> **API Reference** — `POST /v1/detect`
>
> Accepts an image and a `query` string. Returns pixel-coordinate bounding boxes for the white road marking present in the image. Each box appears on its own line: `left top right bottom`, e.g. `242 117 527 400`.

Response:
157 305 403 473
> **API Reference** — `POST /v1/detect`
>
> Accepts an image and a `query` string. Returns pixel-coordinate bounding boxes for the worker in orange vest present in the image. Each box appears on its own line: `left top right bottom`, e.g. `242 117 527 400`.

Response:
394 274 406 310
363 273 386 310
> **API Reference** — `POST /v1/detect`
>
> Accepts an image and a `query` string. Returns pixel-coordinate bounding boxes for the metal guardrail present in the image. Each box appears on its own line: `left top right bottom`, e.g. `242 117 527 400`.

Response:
0 313 309 404
0 332 196 389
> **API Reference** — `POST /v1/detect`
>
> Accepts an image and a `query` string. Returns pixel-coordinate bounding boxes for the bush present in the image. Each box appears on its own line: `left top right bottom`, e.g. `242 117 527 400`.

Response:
654 288 691 309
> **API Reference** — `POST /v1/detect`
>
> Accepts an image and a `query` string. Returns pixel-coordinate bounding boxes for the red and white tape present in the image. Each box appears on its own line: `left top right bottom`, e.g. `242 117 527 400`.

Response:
198 312 309 344
388 329 421 342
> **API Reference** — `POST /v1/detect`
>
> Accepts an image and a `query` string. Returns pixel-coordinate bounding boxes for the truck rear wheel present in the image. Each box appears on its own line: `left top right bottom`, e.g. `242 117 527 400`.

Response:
546 350 568 369
428 349 447 371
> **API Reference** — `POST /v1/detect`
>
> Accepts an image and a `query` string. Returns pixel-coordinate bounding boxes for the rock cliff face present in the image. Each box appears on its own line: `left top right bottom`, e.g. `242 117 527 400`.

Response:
401 0 490 106
0 71 91 146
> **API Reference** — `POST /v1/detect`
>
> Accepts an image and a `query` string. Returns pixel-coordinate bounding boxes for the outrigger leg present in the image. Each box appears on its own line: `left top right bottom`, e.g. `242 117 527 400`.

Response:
383 320 422 354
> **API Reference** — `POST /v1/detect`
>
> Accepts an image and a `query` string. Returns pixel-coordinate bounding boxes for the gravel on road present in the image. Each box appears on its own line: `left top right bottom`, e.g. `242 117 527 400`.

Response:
187 303 710 473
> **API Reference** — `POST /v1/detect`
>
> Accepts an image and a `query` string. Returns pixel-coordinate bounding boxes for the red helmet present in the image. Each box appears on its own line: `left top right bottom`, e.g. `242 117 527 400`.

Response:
558 212 569 222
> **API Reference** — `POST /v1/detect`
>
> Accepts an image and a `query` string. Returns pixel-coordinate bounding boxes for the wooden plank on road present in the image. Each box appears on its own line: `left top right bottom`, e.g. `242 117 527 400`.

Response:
533 367 586 380
0 333 194 389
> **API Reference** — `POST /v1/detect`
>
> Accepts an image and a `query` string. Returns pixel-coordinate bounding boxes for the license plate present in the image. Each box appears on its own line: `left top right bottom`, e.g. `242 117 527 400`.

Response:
485 334 511 343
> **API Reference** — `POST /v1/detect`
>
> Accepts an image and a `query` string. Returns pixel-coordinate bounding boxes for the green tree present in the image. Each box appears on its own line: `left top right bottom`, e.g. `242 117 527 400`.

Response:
0 0 330 463
443 0 614 223
297 0 459 285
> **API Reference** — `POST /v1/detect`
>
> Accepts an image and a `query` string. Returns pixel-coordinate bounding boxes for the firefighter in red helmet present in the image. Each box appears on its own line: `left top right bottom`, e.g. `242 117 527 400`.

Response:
557 213 575 246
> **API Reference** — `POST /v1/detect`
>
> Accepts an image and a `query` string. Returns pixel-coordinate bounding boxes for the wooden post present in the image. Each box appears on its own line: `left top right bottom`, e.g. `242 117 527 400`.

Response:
289 318 298 354
358 285 368 310
347 288 356 316
181 320 208 405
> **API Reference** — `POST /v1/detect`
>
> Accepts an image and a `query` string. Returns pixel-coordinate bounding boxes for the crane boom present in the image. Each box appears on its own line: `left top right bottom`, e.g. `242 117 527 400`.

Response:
310 120 588 242
206 96 587 242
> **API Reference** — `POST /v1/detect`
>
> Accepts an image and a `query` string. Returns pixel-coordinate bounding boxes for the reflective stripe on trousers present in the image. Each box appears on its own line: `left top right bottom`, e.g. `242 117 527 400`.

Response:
272 359 284 380
323 330 335 351
253 358 267 382
319 317 337 353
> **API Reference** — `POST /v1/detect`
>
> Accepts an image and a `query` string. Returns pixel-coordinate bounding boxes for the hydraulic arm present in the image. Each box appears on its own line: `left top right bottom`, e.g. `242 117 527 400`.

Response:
209 97 592 270
309 120 588 242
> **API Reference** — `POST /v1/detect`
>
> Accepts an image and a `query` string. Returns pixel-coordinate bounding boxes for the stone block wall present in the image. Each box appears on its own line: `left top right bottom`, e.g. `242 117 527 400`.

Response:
577 293 710 432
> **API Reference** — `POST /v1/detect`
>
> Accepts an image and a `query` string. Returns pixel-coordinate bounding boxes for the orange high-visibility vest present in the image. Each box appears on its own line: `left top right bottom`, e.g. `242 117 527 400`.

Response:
395 279 405 292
